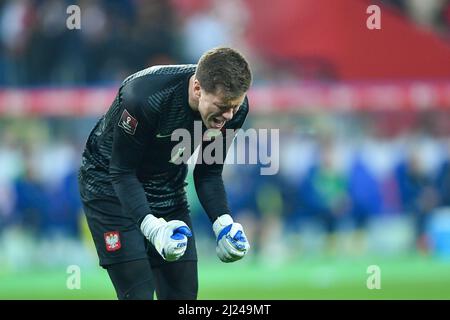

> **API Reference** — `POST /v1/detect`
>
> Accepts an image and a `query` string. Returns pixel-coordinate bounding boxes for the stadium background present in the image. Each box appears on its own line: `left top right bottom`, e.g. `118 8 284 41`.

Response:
1 0 450 299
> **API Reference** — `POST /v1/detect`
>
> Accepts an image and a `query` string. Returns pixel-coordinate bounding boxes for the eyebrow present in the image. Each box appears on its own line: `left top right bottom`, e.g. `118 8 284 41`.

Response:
215 102 240 109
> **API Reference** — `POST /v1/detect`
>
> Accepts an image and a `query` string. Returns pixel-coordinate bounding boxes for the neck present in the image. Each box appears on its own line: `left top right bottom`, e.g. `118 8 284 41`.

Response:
188 75 199 111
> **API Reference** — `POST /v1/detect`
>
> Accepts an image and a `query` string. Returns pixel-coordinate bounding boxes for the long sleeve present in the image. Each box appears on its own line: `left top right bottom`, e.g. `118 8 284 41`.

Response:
193 152 231 223
109 85 157 225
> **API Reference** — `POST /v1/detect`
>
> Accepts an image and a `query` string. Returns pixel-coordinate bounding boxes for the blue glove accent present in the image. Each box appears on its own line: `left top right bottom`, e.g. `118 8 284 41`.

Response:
227 231 246 251
217 224 232 243
234 230 245 242
171 226 192 240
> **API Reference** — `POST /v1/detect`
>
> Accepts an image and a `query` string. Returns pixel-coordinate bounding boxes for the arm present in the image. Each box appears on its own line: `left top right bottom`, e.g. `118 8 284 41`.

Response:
109 86 154 225
194 98 251 262
108 84 191 261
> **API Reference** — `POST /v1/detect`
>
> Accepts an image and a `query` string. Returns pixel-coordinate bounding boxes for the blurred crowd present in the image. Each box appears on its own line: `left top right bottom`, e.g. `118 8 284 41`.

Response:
0 0 178 85
2 0 448 86
223 112 450 261
1 111 450 267
0 0 253 86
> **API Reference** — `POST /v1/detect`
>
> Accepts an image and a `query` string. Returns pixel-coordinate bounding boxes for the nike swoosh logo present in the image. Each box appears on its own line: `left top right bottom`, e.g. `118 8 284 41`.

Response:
156 133 172 138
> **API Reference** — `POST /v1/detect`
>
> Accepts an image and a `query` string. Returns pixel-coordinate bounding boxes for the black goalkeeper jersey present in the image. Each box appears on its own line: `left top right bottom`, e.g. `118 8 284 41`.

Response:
79 64 249 225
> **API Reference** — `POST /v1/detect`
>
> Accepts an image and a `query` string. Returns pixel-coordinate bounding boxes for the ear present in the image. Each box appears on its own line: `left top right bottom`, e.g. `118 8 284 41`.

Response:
193 78 202 99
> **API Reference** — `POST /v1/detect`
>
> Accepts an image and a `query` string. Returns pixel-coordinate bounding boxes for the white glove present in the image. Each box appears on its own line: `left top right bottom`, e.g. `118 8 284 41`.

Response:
140 214 192 262
213 214 250 263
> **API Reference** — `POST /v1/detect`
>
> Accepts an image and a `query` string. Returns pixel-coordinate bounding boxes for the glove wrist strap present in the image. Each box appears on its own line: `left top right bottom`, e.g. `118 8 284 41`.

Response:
213 214 233 238
140 214 166 243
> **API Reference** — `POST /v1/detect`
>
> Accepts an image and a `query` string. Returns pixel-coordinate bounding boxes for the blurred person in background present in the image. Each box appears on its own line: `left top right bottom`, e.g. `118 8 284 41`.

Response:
299 136 351 255
78 47 252 300
347 153 383 254
46 168 83 238
395 148 440 253
176 0 250 62
255 175 286 264
13 151 49 238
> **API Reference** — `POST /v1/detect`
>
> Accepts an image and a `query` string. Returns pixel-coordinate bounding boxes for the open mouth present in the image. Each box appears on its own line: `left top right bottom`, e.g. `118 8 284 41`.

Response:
211 117 225 128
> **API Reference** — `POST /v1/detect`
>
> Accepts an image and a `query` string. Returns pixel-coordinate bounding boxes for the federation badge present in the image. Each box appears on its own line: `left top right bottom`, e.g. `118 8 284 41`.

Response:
118 109 138 135
104 231 121 252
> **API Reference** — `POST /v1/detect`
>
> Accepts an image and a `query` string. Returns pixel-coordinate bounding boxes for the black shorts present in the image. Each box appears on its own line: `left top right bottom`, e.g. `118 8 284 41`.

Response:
80 193 197 268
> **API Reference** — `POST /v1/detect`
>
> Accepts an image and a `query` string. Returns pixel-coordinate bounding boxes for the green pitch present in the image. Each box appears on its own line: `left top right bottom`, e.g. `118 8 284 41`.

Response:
1 255 449 299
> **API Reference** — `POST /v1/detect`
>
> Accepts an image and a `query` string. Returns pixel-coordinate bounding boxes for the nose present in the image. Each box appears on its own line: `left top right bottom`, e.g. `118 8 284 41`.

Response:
222 108 234 121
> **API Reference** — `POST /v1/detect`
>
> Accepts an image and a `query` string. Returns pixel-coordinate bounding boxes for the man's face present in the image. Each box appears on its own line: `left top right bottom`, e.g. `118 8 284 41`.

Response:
196 88 246 130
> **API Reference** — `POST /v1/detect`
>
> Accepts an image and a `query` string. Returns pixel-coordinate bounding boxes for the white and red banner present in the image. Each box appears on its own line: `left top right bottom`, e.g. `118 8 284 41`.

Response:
0 81 449 116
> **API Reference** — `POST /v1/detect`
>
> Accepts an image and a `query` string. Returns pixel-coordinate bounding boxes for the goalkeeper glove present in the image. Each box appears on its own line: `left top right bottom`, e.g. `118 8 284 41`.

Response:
140 214 192 262
213 214 250 263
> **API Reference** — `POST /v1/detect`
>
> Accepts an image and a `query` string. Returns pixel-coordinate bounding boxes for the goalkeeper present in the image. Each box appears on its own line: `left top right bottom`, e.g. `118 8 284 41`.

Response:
78 47 252 300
